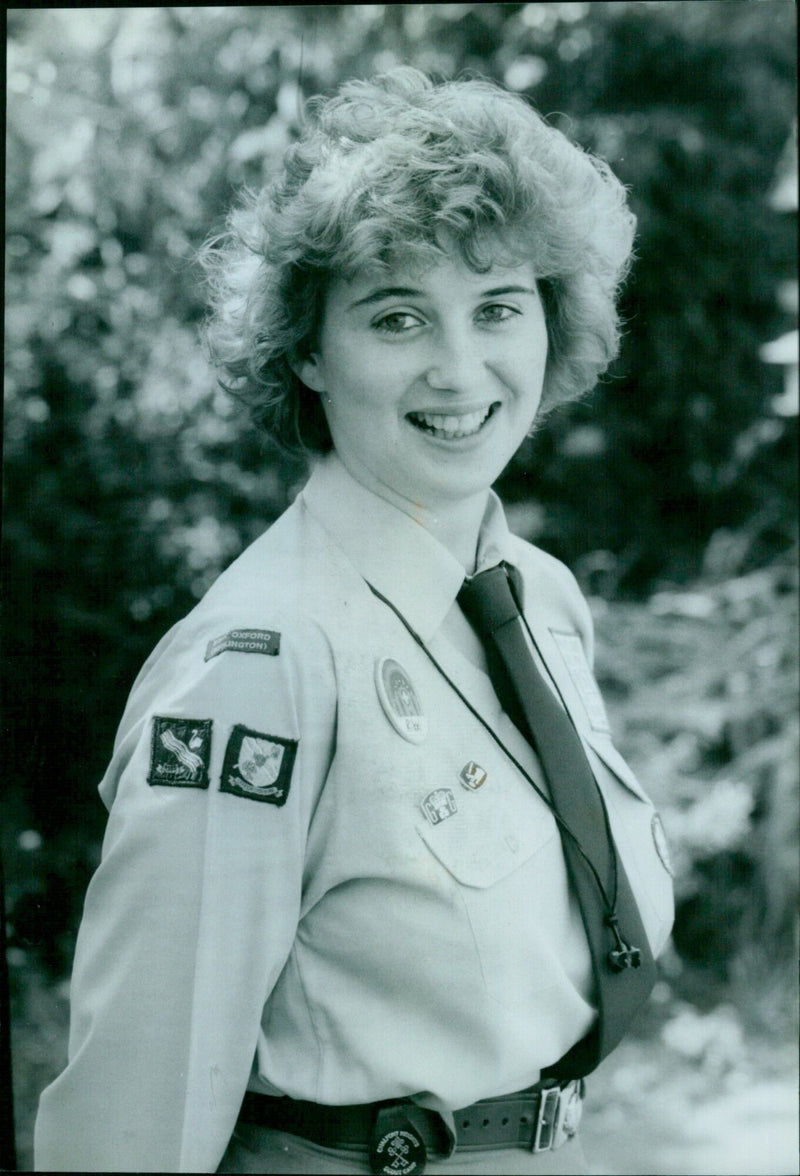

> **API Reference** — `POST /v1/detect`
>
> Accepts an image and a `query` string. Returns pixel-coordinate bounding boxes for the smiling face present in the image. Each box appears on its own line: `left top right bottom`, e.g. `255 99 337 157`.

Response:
295 250 548 514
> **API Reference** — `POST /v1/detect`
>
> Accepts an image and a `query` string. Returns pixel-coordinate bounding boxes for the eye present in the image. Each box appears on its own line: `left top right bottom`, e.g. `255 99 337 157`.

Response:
476 303 519 325
372 311 424 335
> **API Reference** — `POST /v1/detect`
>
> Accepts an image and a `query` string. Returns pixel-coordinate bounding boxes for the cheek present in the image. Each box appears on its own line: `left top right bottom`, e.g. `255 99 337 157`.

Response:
330 360 403 416
331 380 384 420
325 376 393 448
527 325 550 385
531 317 549 366
506 342 547 398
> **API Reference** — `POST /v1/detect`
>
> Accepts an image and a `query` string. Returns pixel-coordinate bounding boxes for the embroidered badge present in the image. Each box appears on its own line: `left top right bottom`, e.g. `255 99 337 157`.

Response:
371 1127 426 1176
458 761 487 790
375 658 427 744
651 812 674 876
550 630 611 733
148 717 212 789
219 724 296 805
370 1106 427 1176
422 788 458 826
204 628 281 661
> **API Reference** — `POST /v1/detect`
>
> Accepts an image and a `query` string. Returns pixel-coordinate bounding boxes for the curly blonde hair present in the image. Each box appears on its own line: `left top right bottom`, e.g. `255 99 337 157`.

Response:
201 67 635 453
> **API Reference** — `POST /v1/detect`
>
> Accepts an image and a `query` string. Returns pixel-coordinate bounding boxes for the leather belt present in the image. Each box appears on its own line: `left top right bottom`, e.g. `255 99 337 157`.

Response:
238 1079 584 1173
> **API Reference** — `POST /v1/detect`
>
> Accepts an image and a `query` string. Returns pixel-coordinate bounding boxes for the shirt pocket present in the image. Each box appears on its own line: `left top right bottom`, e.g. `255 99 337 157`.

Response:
584 731 675 956
415 782 555 887
416 787 577 1006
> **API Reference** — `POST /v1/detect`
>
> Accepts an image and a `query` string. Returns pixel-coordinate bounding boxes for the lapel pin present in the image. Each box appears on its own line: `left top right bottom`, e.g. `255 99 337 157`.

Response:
422 788 458 825
458 761 487 790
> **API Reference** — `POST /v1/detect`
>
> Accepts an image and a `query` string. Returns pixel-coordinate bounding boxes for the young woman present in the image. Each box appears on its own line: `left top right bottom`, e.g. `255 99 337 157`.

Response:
35 68 674 1175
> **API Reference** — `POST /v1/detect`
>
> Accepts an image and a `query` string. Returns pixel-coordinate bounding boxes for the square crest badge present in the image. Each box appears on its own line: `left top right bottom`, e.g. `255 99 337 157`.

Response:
149 717 212 789
422 788 458 825
459 761 487 790
220 724 297 806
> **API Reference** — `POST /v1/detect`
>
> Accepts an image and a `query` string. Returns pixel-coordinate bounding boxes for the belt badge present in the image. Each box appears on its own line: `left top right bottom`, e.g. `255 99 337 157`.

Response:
422 788 457 825
370 1106 427 1176
459 760 487 790
375 658 427 744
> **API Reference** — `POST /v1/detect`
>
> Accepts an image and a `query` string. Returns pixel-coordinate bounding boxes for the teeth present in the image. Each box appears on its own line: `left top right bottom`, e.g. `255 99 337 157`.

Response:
408 405 494 439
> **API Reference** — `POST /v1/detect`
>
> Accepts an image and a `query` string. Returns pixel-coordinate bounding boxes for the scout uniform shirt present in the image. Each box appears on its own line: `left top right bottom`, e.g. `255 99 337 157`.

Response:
34 453 674 1173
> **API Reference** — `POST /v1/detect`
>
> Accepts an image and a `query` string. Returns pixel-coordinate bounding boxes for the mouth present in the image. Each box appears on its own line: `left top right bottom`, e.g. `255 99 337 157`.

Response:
406 403 500 440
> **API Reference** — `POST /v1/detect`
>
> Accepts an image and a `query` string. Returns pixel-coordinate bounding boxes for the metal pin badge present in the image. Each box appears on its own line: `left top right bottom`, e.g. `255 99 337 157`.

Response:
422 788 457 825
375 658 427 744
458 761 487 790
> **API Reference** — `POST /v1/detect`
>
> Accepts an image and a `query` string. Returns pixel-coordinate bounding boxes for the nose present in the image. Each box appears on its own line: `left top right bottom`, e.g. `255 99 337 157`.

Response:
424 330 485 394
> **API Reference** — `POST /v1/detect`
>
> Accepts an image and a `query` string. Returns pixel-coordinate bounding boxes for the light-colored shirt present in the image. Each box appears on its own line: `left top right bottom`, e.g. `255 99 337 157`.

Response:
34 454 674 1172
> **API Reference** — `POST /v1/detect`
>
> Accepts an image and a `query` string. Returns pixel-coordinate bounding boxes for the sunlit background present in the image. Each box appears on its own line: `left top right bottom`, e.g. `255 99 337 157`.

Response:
3 5 798 1173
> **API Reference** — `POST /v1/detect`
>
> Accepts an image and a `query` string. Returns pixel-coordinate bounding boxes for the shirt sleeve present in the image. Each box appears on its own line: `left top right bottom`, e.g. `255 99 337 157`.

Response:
33 612 336 1173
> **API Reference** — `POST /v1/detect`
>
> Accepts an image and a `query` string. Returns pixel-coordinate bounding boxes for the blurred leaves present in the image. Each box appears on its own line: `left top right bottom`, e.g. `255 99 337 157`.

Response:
593 553 799 991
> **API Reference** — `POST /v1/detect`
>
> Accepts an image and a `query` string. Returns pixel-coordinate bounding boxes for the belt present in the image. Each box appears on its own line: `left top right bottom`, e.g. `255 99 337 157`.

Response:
238 1079 584 1175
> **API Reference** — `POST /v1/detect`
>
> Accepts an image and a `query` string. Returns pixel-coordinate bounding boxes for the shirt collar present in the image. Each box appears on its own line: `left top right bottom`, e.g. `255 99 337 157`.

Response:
300 453 516 641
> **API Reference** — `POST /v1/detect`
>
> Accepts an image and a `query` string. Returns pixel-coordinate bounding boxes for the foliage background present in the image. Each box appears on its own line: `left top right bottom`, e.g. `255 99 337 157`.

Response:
3 4 798 1172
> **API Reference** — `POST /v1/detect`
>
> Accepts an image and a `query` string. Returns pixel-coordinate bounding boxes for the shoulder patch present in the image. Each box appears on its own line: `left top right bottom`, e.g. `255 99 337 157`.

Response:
219 724 297 805
204 628 281 662
149 717 212 789
550 629 611 734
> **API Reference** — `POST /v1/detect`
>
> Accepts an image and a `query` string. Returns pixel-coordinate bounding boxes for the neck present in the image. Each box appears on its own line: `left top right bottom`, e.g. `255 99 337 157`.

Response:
417 493 489 574
333 454 489 574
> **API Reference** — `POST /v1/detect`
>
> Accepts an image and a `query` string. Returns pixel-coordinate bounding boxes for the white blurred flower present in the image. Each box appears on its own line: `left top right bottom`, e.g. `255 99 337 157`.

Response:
670 780 753 853
661 1004 745 1073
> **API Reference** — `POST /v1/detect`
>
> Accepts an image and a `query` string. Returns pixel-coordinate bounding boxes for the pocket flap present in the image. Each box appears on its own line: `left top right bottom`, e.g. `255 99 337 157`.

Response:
416 790 556 888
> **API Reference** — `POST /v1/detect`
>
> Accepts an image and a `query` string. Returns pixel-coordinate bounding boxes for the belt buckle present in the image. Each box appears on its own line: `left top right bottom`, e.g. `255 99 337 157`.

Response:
552 1081 584 1150
532 1081 583 1153
532 1085 560 1153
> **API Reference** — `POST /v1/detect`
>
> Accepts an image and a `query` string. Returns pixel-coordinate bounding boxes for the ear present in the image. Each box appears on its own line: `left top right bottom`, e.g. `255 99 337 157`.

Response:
290 351 326 394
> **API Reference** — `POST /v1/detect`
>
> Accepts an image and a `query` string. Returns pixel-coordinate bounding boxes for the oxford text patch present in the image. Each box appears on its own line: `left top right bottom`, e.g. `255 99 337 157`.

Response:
220 724 296 805
149 717 212 789
205 628 281 661
550 629 611 733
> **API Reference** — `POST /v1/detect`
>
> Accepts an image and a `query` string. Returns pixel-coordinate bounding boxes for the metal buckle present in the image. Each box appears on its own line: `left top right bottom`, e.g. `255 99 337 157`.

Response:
532 1081 583 1153
532 1086 561 1152
552 1080 584 1149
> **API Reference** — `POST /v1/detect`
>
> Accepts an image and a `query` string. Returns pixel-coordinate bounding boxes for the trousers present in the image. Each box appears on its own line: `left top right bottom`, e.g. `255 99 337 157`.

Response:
217 1124 590 1174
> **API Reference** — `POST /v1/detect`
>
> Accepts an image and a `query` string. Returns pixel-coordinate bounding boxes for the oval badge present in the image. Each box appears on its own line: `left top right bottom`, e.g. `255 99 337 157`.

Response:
651 812 674 877
375 658 427 744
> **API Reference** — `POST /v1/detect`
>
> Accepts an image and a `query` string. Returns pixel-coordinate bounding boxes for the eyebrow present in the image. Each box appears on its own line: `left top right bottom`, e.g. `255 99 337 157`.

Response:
348 286 425 309
348 284 539 310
